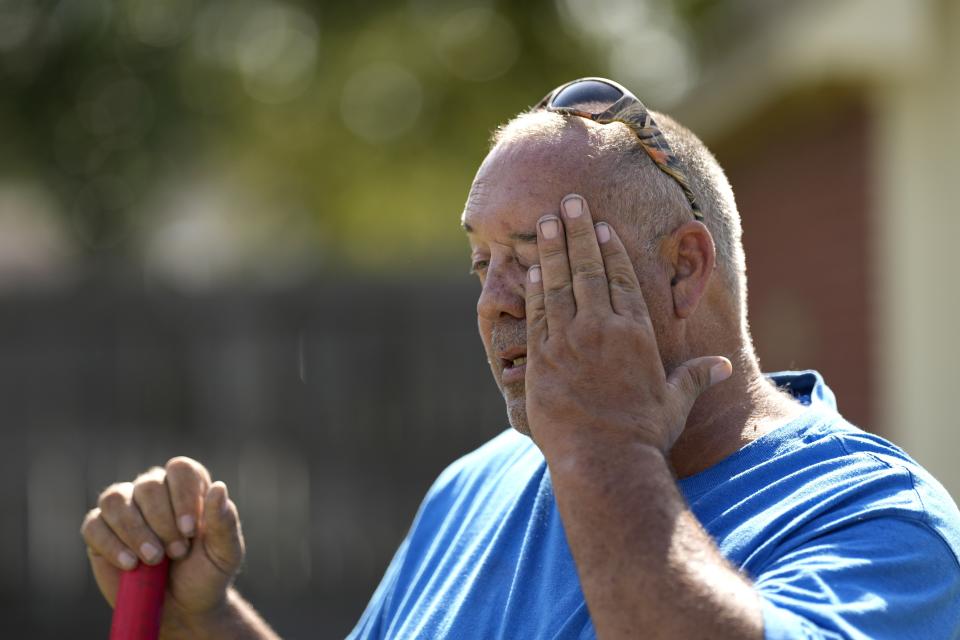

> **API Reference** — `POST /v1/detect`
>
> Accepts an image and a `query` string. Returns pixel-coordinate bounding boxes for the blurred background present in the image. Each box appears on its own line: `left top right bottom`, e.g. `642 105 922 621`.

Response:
1 0 958 637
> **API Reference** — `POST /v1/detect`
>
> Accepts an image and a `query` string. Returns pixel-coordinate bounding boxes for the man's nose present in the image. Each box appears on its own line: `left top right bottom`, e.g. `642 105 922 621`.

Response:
477 264 525 321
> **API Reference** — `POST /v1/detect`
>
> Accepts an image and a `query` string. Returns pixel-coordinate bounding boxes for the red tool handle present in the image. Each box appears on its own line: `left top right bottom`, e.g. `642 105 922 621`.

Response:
110 557 170 640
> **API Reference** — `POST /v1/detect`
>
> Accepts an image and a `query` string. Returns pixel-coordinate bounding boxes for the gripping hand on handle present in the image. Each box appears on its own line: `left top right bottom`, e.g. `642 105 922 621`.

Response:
81 457 246 635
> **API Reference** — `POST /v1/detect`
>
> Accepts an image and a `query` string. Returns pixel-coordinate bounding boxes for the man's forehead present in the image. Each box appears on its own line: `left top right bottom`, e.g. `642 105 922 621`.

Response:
462 135 603 233
461 169 565 240
461 191 540 244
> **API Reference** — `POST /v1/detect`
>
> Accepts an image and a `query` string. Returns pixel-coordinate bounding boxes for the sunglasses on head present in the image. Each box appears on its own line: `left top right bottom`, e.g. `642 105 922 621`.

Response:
536 77 702 220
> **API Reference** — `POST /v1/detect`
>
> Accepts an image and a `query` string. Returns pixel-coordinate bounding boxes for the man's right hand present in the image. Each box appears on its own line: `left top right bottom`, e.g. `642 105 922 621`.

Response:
80 456 245 630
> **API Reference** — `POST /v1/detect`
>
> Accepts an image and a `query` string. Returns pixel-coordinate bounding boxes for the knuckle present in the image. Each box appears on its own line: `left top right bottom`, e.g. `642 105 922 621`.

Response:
679 366 705 395
540 245 567 260
571 261 605 280
607 268 637 288
167 456 211 484
80 509 100 538
165 456 196 475
205 543 237 577
98 484 131 511
527 315 547 334
133 477 165 498
545 282 572 298
692 366 711 391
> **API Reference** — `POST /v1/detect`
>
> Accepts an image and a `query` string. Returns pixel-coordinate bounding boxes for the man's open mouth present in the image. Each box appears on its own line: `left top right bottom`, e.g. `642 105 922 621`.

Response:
498 347 528 384
498 345 527 369
503 355 527 369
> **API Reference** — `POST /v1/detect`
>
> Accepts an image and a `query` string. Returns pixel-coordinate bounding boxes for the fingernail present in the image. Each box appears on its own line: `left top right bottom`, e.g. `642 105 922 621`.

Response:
178 514 195 536
539 217 558 239
140 542 160 562
595 222 611 243
528 265 541 283
563 196 583 218
168 540 188 558
710 361 733 385
118 550 137 569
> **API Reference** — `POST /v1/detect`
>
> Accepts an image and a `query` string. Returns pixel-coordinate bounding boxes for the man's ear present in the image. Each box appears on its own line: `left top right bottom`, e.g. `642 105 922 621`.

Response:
664 221 716 319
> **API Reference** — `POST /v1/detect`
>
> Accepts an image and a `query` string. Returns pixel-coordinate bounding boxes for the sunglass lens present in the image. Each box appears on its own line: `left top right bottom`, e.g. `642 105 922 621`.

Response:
550 80 623 111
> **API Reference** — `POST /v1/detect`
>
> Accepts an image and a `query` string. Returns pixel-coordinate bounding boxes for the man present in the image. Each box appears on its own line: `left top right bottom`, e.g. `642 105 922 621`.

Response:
82 78 960 638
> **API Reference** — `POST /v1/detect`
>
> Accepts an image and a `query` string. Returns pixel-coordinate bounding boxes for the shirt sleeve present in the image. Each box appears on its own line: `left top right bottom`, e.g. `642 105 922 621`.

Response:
754 516 960 640
346 536 411 640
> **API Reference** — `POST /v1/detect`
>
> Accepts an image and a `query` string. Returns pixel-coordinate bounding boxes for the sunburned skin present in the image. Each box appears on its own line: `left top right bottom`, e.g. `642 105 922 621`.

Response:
463 116 803 474
463 124 635 436
454 108 822 638
504 188 765 639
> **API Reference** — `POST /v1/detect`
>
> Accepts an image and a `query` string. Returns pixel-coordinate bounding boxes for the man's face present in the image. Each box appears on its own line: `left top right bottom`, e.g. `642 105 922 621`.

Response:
462 130 622 434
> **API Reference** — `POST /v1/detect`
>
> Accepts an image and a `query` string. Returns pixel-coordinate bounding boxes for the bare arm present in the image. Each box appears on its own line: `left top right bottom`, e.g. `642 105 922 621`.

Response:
548 443 761 639
523 194 762 639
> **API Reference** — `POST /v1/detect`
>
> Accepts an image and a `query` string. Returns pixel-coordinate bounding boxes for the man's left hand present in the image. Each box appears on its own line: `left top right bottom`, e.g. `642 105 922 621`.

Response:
523 193 731 461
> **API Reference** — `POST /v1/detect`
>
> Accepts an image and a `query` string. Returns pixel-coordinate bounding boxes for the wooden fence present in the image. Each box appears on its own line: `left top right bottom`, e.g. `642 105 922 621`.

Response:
0 276 507 638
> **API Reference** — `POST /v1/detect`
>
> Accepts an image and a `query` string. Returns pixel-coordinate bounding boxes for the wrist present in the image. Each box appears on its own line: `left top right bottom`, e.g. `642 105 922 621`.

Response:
533 414 673 460
160 589 234 640
544 431 670 481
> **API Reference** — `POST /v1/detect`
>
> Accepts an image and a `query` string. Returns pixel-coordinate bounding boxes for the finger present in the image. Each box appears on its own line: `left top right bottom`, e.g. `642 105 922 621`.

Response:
596 221 650 323
560 195 611 315
201 481 245 577
132 467 189 559
97 483 166 565
667 356 733 415
165 456 211 539
536 214 575 326
81 508 139 571
525 264 546 348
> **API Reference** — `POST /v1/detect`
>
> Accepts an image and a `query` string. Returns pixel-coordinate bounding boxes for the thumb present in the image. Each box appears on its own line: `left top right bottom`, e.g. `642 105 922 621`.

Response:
200 481 245 578
666 355 732 411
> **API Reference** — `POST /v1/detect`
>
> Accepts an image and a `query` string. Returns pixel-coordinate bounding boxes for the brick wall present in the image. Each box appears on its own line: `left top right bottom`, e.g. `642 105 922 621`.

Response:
714 94 875 431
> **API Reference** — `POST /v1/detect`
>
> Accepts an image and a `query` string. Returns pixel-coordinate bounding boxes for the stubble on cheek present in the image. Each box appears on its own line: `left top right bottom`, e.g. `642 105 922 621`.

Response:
487 356 530 435
503 380 530 435
484 321 530 435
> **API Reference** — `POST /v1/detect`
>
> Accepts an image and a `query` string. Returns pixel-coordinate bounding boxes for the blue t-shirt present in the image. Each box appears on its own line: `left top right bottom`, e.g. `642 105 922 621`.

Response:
350 371 960 639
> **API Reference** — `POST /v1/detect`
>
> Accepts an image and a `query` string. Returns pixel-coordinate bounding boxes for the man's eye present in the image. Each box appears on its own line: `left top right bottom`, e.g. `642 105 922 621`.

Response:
469 259 489 275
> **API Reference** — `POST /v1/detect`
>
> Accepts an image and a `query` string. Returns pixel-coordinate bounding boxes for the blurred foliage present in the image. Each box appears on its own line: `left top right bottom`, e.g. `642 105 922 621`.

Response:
0 0 727 278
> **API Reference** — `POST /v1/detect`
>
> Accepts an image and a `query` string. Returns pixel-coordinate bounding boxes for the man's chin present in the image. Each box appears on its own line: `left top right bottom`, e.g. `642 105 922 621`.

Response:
503 383 530 436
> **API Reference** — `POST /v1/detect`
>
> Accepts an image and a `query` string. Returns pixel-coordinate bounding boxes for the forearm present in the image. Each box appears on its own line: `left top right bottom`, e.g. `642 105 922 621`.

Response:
161 588 281 640
548 440 763 640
